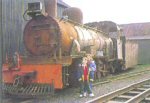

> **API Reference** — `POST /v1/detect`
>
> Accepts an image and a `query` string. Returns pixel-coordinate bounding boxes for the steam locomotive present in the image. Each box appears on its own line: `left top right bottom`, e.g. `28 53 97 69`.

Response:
2 2 128 97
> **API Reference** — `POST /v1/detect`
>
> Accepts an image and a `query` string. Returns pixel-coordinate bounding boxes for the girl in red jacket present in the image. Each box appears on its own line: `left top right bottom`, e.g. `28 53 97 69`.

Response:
78 57 94 97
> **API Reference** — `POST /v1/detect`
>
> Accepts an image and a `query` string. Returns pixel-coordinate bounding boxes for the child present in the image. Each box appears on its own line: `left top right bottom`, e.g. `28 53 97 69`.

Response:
78 57 94 97
87 54 96 90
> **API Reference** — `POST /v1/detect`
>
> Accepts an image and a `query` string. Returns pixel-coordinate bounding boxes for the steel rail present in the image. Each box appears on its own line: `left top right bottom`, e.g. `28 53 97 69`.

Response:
107 68 150 80
93 69 150 86
124 88 150 103
86 78 150 103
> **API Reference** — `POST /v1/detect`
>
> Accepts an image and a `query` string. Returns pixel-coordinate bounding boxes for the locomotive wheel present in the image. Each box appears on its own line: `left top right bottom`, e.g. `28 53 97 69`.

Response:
102 64 108 77
96 69 102 80
110 65 115 74
102 72 107 77
121 65 126 71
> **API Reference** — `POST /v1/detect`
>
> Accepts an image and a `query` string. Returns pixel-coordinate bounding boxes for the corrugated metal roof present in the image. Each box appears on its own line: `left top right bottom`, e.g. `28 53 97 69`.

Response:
86 21 150 37
57 0 70 8
121 22 150 37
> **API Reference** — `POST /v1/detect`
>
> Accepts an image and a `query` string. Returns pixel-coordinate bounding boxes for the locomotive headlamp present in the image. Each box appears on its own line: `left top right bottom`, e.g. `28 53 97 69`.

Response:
28 2 42 12
27 2 43 17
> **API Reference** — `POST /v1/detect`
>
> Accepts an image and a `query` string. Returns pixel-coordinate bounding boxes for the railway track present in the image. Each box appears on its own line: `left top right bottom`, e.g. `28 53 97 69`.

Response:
93 68 150 86
86 78 150 103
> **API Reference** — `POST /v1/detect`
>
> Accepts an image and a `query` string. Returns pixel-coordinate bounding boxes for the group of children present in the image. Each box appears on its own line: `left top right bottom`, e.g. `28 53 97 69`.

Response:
77 54 96 97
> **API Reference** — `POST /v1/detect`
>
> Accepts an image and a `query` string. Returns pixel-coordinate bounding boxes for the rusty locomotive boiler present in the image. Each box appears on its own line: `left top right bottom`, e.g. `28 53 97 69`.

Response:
24 15 113 58
2 2 126 97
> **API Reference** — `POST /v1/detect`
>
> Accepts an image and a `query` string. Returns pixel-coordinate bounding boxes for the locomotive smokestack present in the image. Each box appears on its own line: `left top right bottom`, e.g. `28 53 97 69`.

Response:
44 0 57 18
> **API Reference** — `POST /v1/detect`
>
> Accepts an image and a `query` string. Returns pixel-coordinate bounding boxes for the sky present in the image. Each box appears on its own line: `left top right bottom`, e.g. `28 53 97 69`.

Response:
63 0 150 24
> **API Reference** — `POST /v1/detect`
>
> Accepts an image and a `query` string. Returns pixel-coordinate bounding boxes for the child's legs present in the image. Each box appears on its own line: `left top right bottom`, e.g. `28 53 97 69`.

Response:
90 71 95 80
84 80 92 94
89 71 95 89
79 80 84 94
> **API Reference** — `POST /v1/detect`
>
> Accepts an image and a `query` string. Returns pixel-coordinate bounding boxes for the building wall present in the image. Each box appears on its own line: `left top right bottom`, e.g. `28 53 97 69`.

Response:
125 38 150 67
125 40 138 68
1 0 68 61
2 0 26 58
57 5 67 18
137 39 150 64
